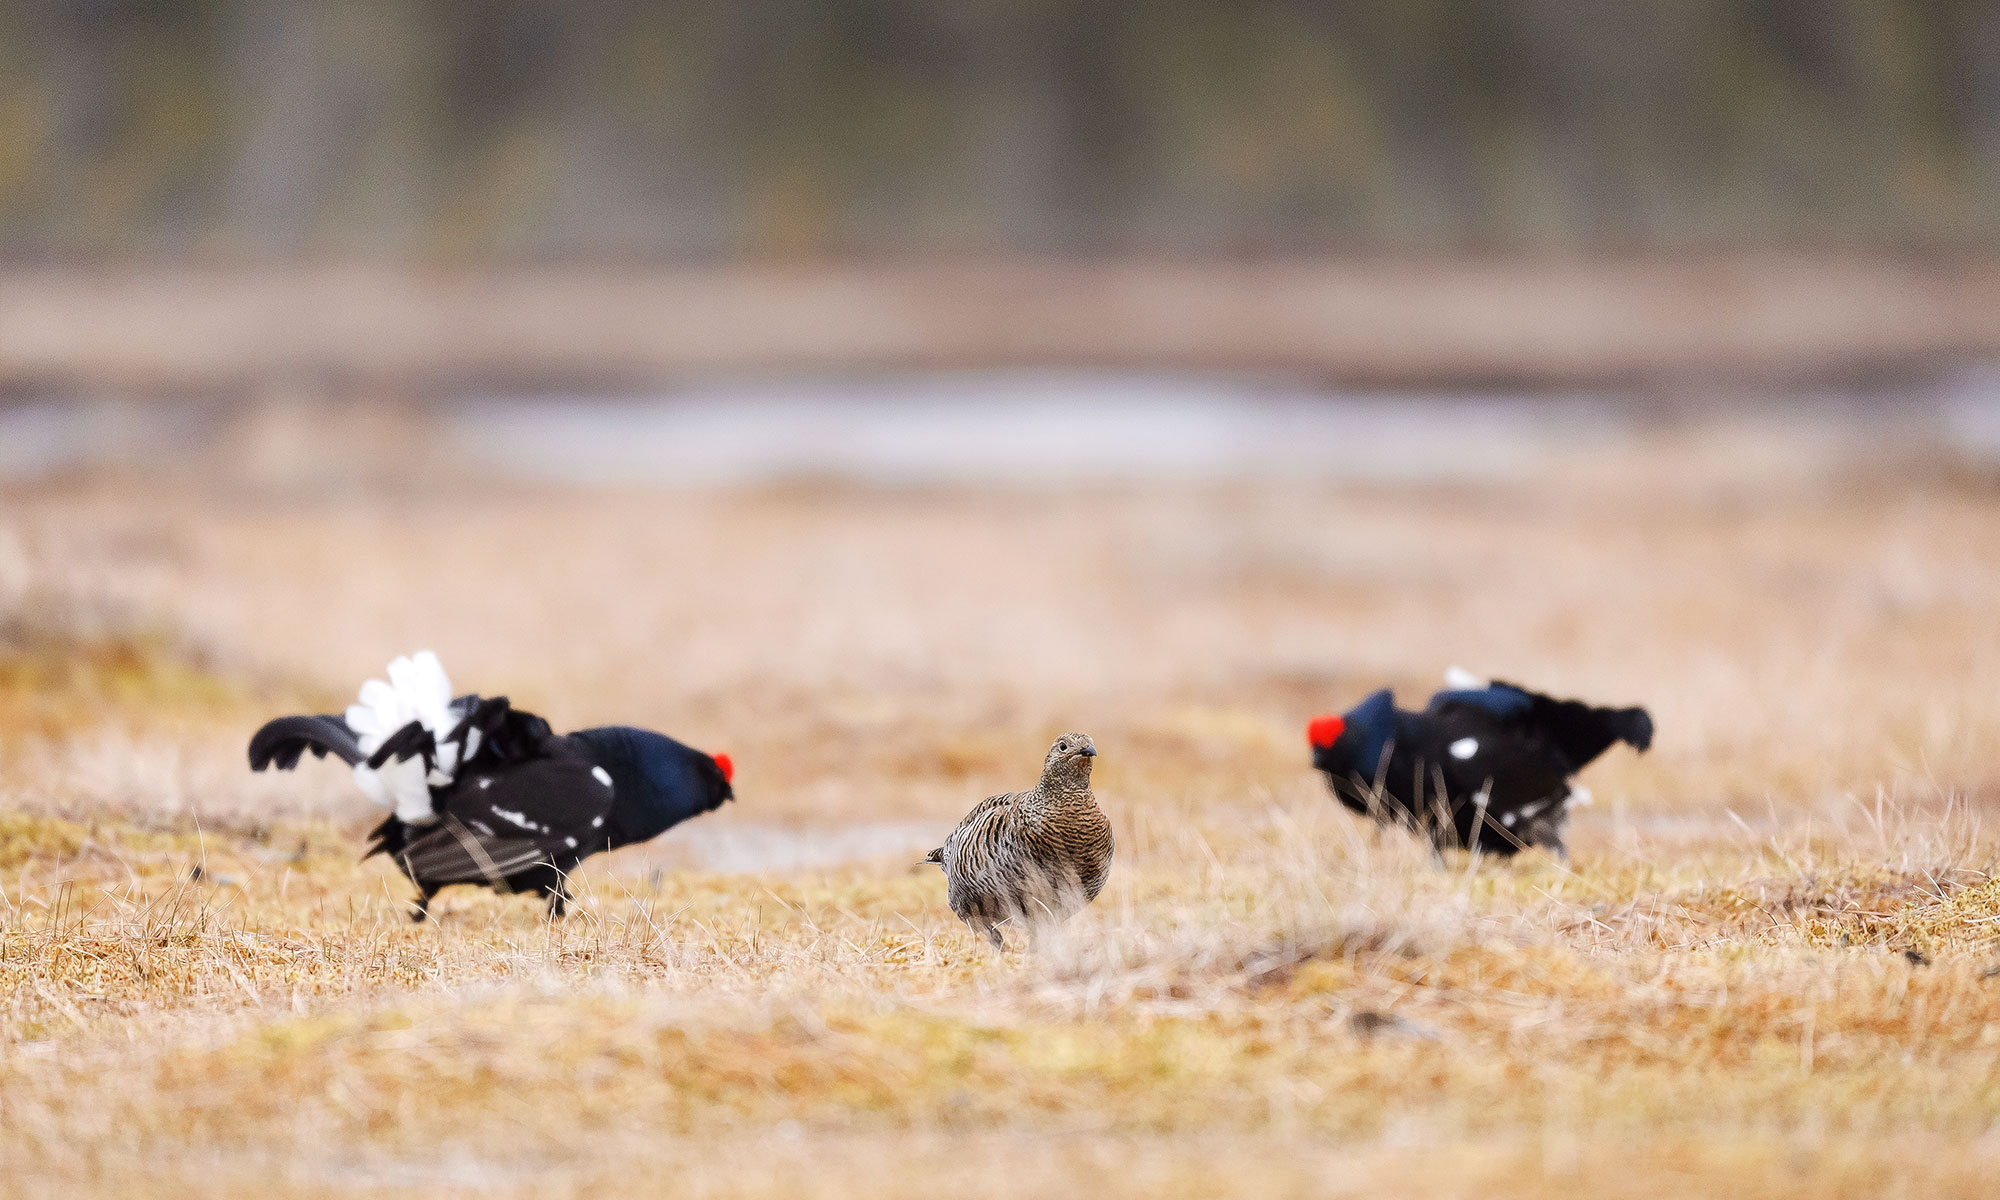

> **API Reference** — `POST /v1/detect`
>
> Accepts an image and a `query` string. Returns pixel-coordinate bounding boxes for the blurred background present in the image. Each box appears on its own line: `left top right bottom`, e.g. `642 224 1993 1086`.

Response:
2 0 1999 843
8 11 2000 1193
8 0 2000 258
2 0 2000 486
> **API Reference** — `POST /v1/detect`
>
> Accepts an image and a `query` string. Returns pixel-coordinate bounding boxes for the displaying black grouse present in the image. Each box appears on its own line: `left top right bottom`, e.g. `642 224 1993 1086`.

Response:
1307 671 1651 857
249 653 733 920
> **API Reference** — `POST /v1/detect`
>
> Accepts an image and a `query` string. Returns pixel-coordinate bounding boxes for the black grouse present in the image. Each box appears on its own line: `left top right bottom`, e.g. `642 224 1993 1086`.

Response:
1307 670 1651 857
249 652 733 920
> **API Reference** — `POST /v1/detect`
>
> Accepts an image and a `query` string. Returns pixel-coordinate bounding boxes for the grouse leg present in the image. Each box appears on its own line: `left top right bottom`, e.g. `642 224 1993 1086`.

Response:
545 883 571 920
410 887 437 924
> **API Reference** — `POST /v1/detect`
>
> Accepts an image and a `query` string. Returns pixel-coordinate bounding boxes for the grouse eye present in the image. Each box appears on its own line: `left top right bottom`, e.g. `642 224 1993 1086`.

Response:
1056 740 1068 752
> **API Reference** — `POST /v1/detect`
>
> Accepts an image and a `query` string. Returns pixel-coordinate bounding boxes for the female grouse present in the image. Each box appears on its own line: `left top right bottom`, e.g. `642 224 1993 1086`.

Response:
925 733 1113 948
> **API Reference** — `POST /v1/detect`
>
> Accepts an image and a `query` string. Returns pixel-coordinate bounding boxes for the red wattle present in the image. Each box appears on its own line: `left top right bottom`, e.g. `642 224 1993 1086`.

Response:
1307 715 1346 749
713 753 734 783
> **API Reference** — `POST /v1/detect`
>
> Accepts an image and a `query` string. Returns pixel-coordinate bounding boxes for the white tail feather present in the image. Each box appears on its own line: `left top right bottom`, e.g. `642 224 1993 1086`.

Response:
353 758 434 825
345 651 458 826
1443 665 1486 690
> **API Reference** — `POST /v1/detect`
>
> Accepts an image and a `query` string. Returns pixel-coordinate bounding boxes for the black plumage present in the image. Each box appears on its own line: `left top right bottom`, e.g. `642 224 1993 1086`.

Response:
1307 679 1652 857
250 694 734 920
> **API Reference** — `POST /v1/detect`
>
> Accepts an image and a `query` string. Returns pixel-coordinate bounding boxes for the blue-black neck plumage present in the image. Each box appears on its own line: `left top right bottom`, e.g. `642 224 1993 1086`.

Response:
1312 688 1401 783
567 726 733 848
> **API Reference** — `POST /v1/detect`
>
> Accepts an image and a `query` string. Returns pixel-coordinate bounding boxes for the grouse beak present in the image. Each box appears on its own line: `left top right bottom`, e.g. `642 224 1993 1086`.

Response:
1079 745 1097 757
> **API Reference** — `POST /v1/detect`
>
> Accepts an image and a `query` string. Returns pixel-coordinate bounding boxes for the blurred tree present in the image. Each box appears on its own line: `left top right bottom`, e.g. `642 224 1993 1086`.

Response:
0 0 1996 260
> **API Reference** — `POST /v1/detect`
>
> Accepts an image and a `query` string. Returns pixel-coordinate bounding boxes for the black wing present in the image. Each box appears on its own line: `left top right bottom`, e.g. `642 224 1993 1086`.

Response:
1425 706 1571 803
446 695 558 768
388 751 617 886
248 715 366 770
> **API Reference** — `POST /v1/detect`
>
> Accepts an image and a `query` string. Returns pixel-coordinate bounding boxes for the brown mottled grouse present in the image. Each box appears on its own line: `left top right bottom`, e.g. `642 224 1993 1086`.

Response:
924 733 1113 949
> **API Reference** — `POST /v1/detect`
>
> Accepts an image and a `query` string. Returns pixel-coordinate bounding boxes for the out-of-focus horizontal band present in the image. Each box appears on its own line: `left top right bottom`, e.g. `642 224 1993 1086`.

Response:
5 256 2000 393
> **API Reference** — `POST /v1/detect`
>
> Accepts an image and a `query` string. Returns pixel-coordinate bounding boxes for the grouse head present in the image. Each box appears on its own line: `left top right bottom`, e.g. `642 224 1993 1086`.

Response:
1307 689 1397 783
570 726 736 848
1041 732 1098 787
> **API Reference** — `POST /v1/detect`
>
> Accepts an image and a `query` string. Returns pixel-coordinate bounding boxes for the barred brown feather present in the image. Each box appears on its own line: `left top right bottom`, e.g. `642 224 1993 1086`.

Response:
928 732 1112 949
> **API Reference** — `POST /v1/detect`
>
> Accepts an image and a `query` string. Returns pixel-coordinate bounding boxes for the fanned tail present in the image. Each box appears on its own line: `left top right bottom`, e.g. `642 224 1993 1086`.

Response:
1443 665 1487 690
250 652 473 827
340 651 467 826
1488 679 1654 769
1609 706 1654 753
346 651 459 767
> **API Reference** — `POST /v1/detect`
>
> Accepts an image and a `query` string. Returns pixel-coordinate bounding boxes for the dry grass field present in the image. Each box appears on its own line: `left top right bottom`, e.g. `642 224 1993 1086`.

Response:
3 418 1999 1198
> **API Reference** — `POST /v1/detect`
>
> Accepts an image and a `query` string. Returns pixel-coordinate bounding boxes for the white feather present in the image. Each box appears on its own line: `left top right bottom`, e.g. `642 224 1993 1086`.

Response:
364 757 436 825
350 763 388 807
1566 786 1594 808
1449 737 1479 759
1444 665 1486 690
490 807 547 834
343 651 459 826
